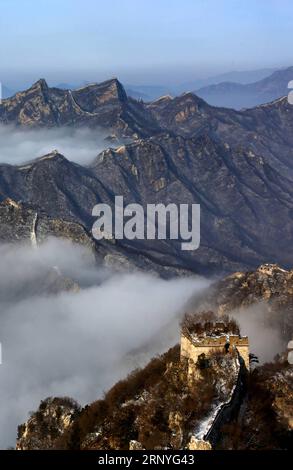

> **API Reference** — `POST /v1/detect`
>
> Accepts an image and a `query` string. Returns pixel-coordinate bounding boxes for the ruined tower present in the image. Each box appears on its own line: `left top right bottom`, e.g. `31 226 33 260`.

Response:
180 313 250 370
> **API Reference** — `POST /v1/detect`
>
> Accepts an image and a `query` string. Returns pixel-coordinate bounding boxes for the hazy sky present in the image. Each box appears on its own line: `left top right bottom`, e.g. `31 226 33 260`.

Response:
0 0 292 86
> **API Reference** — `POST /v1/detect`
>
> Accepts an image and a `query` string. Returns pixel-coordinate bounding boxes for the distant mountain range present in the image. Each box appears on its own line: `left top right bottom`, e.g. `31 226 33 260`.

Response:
125 84 173 101
0 78 293 276
172 67 278 94
1 67 279 103
125 68 279 101
196 66 293 109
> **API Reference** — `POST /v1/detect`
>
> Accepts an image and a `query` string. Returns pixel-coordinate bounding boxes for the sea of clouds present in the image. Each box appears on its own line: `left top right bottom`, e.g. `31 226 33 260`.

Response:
0 238 287 448
0 238 207 448
0 125 110 165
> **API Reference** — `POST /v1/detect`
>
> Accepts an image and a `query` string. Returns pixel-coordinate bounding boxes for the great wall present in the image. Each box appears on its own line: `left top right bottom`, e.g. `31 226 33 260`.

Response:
180 315 249 450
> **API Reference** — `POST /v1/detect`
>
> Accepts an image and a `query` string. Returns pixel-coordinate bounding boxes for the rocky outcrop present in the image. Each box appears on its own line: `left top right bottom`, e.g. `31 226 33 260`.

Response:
0 197 95 250
129 440 144 450
209 264 293 340
214 264 293 311
187 437 212 450
16 397 80 450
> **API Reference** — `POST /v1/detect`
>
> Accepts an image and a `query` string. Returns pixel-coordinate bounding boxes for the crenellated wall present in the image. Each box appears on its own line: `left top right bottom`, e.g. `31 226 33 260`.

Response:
180 333 249 370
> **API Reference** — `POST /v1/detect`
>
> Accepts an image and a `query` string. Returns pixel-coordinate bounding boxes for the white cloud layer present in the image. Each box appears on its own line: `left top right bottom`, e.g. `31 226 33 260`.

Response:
0 125 110 165
0 239 206 448
0 238 287 448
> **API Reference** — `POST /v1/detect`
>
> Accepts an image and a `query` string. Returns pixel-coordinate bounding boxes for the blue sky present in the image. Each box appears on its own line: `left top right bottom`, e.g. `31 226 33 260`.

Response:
0 0 292 86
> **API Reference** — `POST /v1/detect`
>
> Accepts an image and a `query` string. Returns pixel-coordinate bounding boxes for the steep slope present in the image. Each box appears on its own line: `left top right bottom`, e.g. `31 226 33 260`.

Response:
91 132 293 273
219 361 293 450
1 80 293 275
147 92 293 187
208 264 293 342
16 398 80 450
1 122 293 275
0 196 95 249
16 307 293 451
16 341 242 450
0 182 192 277
196 66 293 109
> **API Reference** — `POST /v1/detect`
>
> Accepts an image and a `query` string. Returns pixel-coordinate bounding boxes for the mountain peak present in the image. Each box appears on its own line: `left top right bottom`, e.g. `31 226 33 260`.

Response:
31 78 49 92
151 95 173 104
35 150 67 162
256 263 288 275
97 77 128 101
16 151 68 170
74 78 126 99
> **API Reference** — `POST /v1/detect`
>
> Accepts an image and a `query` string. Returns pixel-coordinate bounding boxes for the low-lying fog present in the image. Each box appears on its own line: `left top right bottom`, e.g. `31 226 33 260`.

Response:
0 125 111 165
0 239 207 448
0 239 286 448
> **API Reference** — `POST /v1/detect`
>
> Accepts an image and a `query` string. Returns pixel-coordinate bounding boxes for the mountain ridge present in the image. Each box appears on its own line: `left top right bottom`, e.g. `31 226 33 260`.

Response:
0 79 293 275
196 66 293 109
0 78 161 138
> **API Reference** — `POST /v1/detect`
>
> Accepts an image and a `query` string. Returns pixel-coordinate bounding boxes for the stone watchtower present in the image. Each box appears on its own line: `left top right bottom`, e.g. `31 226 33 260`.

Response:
180 313 250 370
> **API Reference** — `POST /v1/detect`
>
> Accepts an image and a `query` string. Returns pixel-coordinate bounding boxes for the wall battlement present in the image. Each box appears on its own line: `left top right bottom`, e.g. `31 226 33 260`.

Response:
180 332 250 370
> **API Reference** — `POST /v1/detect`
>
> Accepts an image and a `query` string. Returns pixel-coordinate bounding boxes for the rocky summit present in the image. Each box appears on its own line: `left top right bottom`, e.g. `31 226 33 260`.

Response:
0 78 160 138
